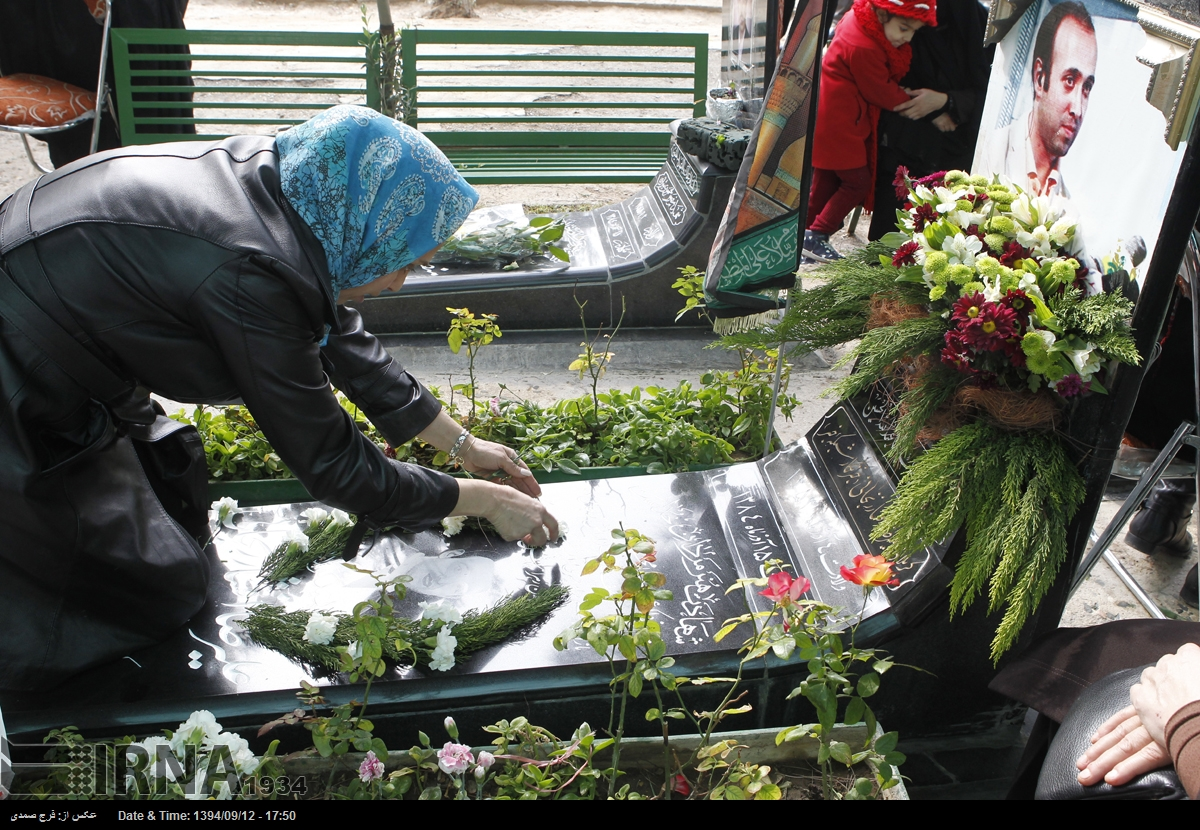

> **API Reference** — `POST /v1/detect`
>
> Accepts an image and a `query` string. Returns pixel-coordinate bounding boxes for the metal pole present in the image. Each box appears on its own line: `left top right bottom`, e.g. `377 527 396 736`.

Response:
1101 550 1168 619
1071 421 1196 592
762 284 796 458
90 0 115 155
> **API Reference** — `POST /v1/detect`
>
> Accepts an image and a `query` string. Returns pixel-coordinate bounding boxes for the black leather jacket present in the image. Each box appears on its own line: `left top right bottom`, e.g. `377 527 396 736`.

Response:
0 136 459 527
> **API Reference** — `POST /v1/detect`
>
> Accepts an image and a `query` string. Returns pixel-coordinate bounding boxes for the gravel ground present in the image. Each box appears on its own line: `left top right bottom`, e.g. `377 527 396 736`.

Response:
6 0 1197 632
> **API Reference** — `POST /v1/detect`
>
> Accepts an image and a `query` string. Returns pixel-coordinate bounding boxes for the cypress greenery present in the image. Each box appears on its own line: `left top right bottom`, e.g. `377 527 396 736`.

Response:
828 316 948 403
241 585 569 674
870 422 1085 660
257 516 357 585
888 364 963 462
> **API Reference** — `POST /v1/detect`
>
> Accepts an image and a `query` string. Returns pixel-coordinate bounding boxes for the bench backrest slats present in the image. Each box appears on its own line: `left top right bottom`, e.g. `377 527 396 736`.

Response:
110 28 379 145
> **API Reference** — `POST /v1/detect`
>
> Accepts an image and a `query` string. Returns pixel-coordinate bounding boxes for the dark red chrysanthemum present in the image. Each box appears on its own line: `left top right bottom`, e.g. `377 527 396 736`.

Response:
1001 289 1032 332
1003 338 1027 368
892 241 921 267
940 330 974 373
912 202 937 231
962 302 1018 350
1055 374 1084 397
915 170 948 188
973 191 989 205
893 165 911 200
999 240 1031 267
951 292 987 325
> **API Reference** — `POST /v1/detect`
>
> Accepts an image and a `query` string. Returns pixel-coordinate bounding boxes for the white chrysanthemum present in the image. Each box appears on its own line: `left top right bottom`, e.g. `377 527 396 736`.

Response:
303 611 339 646
329 508 352 526
441 515 466 537
301 507 330 526
213 497 239 529
419 599 463 625
942 233 983 268
429 625 457 672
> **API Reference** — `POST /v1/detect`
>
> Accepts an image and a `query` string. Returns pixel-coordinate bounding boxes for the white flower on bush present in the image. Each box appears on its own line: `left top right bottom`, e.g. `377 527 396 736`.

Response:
428 625 457 672
209 731 260 776
170 710 222 756
943 233 982 268
1018 272 1044 299
1010 193 1037 226
212 497 239 530
344 640 364 661
441 515 466 537
1047 217 1074 247
301 507 330 527
303 611 339 646
329 508 352 526
127 736 178 781
420 599 463 625
913 184 936 203
953 208 987 230
981 275 1004 304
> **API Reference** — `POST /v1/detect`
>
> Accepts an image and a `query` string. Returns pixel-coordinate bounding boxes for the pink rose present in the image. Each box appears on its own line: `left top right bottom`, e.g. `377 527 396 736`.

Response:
358 750 384 783
437 741 475 775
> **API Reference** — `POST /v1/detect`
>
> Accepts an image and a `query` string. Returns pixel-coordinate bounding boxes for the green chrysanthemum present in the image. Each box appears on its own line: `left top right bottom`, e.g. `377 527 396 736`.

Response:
986 188 1015 206
984 232 1007 253
946 264 975 284
1022 331 1062 378
955 199 974 212
968 174 990 187
945 171 970 187
963 281 985 295
988 216 1016 234
924 251 949 274
976 255 1002 277
1048 259 1078 286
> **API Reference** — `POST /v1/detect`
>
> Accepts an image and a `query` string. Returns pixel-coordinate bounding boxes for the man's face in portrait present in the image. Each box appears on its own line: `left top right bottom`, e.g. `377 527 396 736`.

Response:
1032 16 1097 161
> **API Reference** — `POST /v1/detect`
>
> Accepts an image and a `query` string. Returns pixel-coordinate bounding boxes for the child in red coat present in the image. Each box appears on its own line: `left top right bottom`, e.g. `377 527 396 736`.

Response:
804 0 939 262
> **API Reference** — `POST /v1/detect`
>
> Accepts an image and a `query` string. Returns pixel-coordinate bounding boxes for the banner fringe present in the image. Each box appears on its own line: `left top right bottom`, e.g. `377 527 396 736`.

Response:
711 309 783 335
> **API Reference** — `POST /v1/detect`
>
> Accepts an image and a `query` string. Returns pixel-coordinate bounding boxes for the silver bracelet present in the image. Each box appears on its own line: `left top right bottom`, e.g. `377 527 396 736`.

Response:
447 429 472 462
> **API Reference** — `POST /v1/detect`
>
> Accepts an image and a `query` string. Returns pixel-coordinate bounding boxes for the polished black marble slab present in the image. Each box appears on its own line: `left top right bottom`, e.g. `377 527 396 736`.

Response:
1 401 953 740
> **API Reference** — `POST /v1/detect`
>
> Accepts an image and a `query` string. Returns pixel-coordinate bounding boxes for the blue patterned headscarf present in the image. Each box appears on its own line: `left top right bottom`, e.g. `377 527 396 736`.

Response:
276 105 479 292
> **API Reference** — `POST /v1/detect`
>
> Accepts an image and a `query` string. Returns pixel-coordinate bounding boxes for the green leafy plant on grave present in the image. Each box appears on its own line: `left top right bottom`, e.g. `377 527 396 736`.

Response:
568 296 625 433
553 526 673 798
436 216 569 269
446 307 503 428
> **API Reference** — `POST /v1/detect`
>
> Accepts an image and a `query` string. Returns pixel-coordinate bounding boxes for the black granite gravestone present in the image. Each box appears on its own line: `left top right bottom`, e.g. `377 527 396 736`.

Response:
0 392 951 748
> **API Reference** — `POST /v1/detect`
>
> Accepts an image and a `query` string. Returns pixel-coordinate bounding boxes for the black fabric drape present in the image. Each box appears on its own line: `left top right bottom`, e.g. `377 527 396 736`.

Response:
868 0 994 239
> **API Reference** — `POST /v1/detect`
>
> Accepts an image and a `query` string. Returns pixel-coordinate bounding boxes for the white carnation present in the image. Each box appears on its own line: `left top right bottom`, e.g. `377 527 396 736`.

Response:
213 497 239 529
283 527 309 552
419 599 463 625
303 611 339 646
441 515 466 537
428 625 457 672
329 508 353 526
300 507 330 526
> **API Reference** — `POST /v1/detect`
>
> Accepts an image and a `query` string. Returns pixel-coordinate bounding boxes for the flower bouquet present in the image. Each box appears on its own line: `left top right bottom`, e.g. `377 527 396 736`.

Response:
725 170 1141 659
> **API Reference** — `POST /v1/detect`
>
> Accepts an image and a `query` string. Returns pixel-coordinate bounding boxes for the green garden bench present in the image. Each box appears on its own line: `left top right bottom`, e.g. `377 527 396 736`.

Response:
109 29 380 143
108 28 707 185
398 29 708 184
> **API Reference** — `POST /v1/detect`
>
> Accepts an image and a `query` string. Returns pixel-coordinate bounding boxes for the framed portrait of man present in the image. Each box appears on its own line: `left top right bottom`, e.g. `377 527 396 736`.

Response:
972 0 1190 281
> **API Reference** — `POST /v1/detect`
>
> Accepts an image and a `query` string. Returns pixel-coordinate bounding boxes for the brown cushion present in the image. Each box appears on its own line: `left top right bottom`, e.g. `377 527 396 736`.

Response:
0 74 96 129
83 0 109 23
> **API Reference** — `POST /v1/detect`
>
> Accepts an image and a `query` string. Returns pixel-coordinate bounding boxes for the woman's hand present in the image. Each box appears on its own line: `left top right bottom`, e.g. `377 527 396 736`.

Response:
932 113 957 133
460 437 541 498
1076 644 1200 787
1076 706 1171 787
895 88 949 120
453 479 559 547
1131 643 1200 747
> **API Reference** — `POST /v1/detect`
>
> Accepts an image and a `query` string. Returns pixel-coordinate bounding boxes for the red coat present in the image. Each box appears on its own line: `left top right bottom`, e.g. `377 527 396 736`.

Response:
812 7 911 209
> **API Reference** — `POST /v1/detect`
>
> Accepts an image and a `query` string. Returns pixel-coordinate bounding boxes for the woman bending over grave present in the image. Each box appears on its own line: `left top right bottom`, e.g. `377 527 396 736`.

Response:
0 105 557 690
